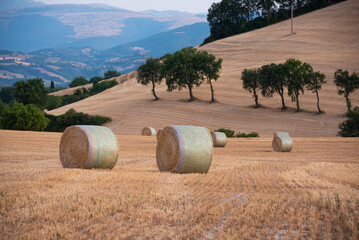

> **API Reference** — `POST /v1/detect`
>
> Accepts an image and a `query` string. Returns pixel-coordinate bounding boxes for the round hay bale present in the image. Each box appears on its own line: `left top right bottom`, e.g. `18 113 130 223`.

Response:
156 125 213 174
60 125 119 169
272 132 293 152
210 131 227 147
156 129 162 140
141 127 156 136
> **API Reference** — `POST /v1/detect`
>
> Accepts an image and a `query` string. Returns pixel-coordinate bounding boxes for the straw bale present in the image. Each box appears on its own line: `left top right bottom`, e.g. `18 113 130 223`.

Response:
141 127 156 136
156 125 213 174
211 131 227 147
156 129 162 140
59 125 119 169
272 132 293 152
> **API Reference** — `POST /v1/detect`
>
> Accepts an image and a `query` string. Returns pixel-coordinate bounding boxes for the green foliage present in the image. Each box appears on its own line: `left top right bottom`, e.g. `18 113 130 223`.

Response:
46 95 63 111
0 86 15 104
91 80 118 95
69 76 89 88
236 131 260 138
260 63 287 109
14 78 47 109
284 59 312 111
306 71 326 113
338 107 359 137
0 100 4 116
50 81 55 89
197 51 222 102
137 57 162 100
242 68 261 108
89 76 104 84
205 0 345 45
46 86 67 93
45 108 112 132
104 70 121 79
161 47 215 101
0 103 49 131
215 128 235 138
334 69 359 111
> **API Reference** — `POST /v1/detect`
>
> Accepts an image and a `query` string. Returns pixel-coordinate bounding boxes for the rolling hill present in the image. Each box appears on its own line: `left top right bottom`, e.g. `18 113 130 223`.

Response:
49 0 359 137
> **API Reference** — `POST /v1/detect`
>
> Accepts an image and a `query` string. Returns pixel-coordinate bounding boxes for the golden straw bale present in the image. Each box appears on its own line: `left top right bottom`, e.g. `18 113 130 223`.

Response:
59 125 119 169
210 131 227 147
156 125 213 174
141 127 156 136
272 132 293 152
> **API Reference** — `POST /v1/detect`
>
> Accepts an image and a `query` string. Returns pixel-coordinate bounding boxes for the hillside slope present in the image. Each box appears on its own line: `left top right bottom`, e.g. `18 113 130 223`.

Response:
49 0 359 137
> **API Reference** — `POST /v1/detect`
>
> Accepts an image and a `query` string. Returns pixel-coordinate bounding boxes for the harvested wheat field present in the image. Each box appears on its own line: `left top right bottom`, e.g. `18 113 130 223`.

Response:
49 0 359 137
0 130 358 239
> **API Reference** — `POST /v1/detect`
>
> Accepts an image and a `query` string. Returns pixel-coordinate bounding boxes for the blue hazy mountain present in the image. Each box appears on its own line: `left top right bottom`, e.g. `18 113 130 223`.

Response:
0 4 207 52
0 22 210 87
0 0 44 10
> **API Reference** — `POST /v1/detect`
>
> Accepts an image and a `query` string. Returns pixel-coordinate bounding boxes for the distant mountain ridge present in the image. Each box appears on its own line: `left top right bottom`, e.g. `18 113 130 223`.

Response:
0 3 207 52
0 0 44 10
0 22 210 87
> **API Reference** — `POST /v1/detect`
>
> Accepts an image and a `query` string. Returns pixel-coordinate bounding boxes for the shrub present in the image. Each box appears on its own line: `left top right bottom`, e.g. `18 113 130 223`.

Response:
215 128 235 138
236 132 260 138
14 78 47 109
69 76 89 88
45 108 112 132
46 95 62 110
91 80 118 95
0 103 49 131
338 107 359 137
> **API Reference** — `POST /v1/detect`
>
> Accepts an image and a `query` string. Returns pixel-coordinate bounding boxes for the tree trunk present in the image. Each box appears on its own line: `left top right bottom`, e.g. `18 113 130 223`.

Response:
209 80 215 102
296 92 300 112
188 85 194 101
345 95 351 112
291 1 294 34
279 90 286 110
253 89 259 108
316 91 321 113
151 80 158 100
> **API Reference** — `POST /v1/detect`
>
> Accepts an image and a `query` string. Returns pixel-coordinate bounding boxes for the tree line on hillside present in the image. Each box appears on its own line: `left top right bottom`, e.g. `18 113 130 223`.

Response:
137 47 222 102
204 0 345 44
241 61 359 113
0 70 120 132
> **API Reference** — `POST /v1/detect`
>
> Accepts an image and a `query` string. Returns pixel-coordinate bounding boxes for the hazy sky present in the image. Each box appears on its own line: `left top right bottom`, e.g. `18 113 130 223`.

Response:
39 0 221 13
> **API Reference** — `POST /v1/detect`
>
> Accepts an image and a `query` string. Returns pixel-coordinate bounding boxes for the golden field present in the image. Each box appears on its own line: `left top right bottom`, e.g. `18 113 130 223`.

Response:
1 0 359 239
0 130 358 239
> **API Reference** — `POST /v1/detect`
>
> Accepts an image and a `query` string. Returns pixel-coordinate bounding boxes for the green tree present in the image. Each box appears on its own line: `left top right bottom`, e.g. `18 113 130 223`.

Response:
46 95 62 110
305 71 326 113
89 76 103 84
260 63 288 110
338 107 359 137
104 70 121 79
137 57 162 100
161 47 205 101
69 76 89 88
198 51 222 102
284 59 312 112
0 103 49 131
0 86 15 104
334 69 359 112
50 81 55 89
242 68 261 108
14 78 47 109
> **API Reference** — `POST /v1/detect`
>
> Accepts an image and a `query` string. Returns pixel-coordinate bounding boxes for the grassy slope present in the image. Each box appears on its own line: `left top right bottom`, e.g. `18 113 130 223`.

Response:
49 0 359 137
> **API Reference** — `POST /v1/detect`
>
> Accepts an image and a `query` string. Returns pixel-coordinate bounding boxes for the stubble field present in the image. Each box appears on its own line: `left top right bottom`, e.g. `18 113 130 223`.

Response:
0 130 358 239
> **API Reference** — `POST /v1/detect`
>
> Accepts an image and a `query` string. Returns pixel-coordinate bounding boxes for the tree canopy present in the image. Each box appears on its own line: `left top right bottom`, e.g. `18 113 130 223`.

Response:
104 70 121 79
334 69 359 111
137 57 162 100
242 68 261 108
306 71 326 113
14 78 47 109
69 76 89 88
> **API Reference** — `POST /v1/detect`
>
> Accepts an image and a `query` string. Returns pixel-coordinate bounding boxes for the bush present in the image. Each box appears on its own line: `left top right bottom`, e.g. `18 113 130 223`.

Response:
338 107 359 137
236 132 260 138
91 80 118 95
215 128 235 138
46 95 63 110
69 76 89 88
0 103 49 131
0 87 15 104
14 78 47 109
45 108 112 132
